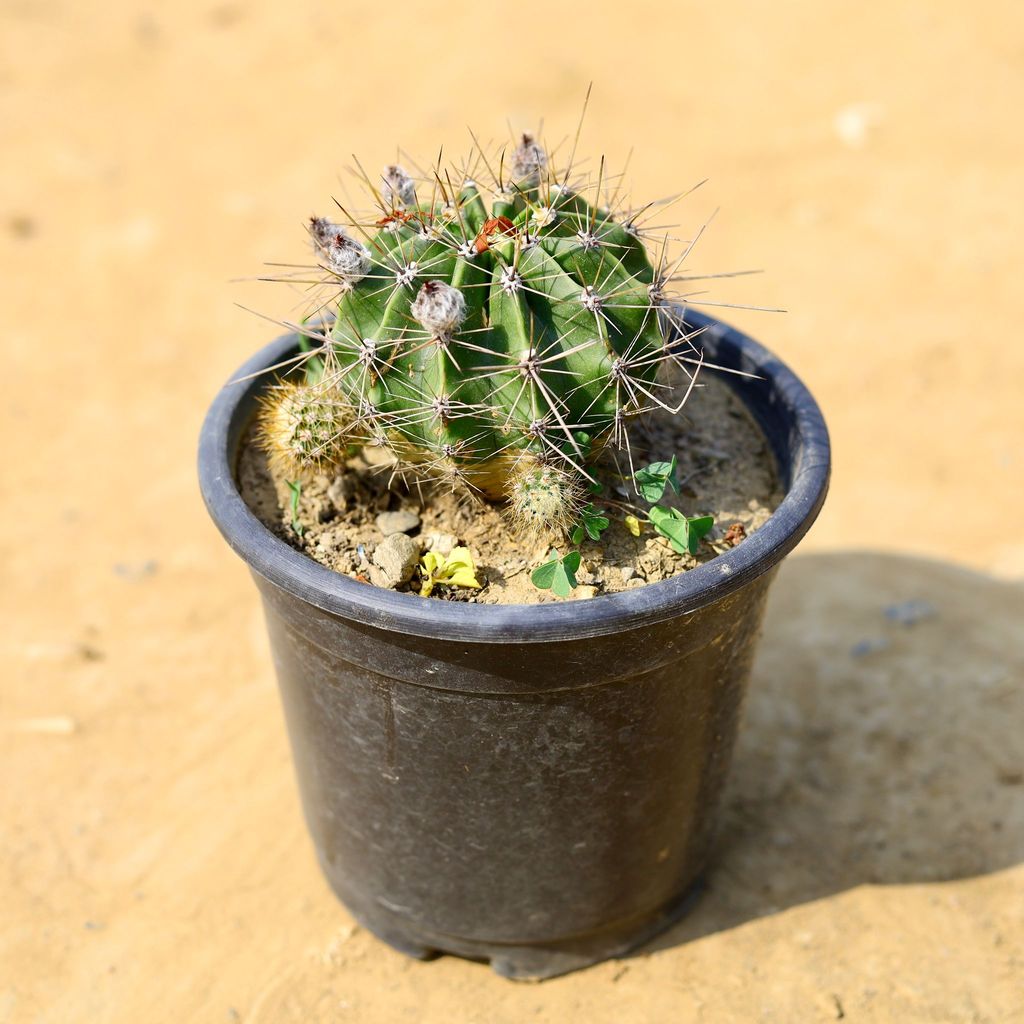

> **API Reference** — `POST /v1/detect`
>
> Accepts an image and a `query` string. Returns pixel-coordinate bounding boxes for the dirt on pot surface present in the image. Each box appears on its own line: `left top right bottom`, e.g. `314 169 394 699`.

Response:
238 371 783 604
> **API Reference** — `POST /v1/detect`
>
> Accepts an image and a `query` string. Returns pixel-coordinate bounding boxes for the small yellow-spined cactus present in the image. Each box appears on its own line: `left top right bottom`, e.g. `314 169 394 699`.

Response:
506 459 585 537
256 379 350 476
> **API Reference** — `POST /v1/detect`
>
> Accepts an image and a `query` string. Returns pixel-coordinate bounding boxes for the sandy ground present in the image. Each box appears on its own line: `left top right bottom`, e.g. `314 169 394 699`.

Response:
2 1 1022 1021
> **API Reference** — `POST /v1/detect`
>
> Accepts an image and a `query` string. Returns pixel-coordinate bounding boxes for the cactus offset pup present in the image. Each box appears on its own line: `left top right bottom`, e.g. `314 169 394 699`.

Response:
258 133 702 536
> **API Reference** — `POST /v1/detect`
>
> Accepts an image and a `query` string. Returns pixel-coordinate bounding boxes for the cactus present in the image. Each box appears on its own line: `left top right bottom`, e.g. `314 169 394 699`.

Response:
256 378 351 475
259 131 700 534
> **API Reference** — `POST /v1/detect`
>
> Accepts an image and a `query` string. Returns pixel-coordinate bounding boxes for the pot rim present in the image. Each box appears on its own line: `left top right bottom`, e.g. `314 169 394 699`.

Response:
198 309 830 642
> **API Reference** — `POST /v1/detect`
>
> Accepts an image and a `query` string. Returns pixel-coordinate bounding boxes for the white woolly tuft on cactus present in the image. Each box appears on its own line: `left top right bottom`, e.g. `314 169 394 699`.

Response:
395 261 419 288
324 234 371 283
500 266 523 295
308 216 342 253
511 133 547 182
411 281 466 337
382 164 416 207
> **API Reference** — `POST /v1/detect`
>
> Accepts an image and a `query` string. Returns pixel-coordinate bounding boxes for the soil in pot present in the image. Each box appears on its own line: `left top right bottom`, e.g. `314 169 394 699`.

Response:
237 371 782 605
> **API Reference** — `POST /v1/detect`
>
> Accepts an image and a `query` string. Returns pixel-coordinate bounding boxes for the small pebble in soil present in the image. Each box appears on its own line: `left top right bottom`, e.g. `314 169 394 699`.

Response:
422 531 459 556
376 510 421 536
372 533 421 587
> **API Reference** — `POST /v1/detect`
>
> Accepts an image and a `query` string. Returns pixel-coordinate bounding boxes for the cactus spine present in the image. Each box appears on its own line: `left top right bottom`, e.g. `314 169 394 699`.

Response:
259 131 694 533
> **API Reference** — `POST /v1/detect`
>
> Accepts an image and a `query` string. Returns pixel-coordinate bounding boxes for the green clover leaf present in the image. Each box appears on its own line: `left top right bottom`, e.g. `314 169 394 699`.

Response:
531 549 582 598
634 456 679 503
649 505 715 555
569 504 611 545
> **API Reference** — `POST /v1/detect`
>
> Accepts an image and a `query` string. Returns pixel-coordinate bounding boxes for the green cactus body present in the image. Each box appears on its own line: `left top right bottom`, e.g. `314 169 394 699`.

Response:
322 159 666 502
260 136 689 532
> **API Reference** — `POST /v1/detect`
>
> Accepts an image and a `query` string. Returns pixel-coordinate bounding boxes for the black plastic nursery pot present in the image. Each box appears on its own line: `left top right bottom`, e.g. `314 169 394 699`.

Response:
198 310 830 980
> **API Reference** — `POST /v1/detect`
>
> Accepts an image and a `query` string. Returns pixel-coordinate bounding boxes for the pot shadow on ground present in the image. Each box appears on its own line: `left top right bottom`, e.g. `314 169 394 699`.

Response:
640 550 1024 954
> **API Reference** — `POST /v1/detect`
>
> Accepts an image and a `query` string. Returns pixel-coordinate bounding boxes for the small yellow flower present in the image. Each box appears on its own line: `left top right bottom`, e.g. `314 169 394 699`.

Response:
624 514 642 537
419 547 482 598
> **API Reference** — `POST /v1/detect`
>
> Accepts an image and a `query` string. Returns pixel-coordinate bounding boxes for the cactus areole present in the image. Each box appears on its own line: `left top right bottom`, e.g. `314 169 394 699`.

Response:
258 135 699 535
